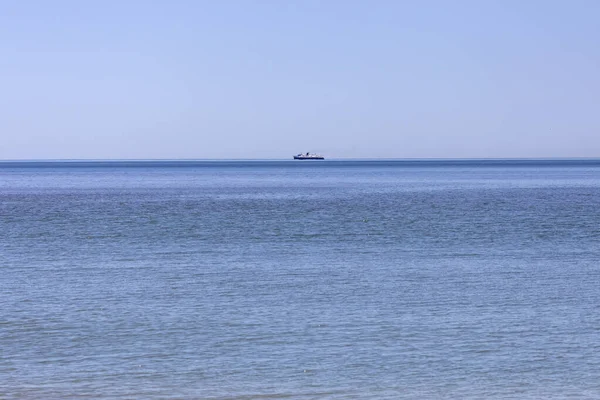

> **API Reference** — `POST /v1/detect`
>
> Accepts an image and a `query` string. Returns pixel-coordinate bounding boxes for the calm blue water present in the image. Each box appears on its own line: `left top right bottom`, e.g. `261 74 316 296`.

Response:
2 160 600 399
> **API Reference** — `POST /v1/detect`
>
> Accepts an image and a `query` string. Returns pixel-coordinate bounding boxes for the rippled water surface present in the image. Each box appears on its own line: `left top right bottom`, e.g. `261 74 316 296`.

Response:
2 160 600 399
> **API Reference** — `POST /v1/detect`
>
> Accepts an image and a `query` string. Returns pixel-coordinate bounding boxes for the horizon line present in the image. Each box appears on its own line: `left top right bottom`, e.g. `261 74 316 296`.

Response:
1 157 600 162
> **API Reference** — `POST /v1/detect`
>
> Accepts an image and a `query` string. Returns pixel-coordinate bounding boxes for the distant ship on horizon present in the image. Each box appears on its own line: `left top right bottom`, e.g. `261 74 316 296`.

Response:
293 152 325 160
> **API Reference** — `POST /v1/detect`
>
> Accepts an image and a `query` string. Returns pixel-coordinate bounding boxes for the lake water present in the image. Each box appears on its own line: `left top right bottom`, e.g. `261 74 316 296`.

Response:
2 160 600 399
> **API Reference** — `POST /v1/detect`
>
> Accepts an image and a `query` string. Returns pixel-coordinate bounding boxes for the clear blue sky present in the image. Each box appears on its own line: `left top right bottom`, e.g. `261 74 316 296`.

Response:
1 0 599 159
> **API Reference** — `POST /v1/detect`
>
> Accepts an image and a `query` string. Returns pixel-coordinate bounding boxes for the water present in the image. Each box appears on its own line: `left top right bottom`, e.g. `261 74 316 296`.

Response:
2 160 600 399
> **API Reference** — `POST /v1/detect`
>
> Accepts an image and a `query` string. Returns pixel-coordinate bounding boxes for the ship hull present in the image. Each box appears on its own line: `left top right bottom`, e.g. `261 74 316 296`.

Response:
293 156 324 160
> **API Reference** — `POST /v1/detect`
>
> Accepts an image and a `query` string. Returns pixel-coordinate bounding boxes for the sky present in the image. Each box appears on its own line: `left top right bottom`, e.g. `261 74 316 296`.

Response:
1 0 599 159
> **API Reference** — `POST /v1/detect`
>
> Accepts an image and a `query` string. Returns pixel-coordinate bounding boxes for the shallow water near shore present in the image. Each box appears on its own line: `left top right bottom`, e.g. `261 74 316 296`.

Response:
2 160 600 399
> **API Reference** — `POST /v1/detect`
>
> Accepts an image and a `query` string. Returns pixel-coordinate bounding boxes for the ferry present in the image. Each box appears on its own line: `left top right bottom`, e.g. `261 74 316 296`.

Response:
293 152 325 160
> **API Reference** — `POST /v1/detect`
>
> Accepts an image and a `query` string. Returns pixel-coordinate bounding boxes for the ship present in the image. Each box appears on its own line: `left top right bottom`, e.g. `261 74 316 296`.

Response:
293 152 325 160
